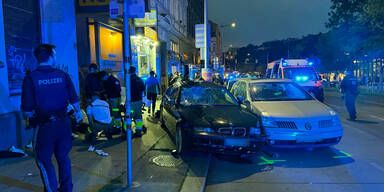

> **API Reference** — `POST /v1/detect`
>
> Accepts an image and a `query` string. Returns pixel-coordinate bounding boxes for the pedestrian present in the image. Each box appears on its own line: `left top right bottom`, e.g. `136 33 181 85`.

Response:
21 44 82 192
340 69 359 120
129 66 145 136
99 71 122 133
86 92 112 156
85 63 102 103
145 71 161 116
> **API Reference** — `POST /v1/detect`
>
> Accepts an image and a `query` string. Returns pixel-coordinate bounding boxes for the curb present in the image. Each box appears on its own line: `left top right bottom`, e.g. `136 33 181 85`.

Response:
180 153 212 192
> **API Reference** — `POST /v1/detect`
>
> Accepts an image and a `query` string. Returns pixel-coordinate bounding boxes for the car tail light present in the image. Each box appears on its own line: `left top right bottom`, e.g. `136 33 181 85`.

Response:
315 81 322 87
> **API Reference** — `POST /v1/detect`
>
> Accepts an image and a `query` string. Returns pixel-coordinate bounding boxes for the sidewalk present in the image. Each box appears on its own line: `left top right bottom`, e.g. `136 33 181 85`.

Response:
0 100 193 192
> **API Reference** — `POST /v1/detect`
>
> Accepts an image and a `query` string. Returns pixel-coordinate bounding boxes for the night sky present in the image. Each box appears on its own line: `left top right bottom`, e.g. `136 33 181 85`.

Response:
208 0 331 49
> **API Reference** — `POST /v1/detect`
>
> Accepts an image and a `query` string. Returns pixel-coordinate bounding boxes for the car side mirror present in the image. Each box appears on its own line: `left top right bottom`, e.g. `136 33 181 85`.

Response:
237 96 244 103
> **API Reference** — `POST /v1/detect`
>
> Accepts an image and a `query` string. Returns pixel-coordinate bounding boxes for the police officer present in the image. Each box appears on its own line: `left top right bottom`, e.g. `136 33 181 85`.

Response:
129 66 145 136
340 69 359 120
99 71 122 131
21 44 82 192
85 63 102 103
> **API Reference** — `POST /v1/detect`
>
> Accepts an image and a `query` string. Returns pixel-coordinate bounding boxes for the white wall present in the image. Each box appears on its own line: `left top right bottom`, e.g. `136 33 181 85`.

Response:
39 0 80 94
0 0 13 114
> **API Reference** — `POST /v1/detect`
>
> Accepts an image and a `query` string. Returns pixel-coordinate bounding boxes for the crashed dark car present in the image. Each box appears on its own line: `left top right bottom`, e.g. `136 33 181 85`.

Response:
160 81 266 155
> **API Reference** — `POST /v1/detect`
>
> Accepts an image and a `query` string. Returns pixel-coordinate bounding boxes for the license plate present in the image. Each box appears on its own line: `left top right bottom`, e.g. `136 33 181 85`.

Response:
296 135 322 143
224 138 249 147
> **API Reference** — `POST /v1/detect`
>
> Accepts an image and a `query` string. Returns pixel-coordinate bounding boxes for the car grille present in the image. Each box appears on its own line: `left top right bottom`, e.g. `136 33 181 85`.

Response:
275 121 297 129
319 119 333 128
218 127 247 137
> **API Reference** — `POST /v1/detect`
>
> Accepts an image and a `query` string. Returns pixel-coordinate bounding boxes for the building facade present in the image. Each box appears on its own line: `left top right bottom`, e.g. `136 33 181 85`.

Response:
0 0 80 150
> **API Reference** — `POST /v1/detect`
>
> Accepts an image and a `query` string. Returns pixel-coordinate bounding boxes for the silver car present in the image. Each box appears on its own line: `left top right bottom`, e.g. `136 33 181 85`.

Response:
230 79 343 148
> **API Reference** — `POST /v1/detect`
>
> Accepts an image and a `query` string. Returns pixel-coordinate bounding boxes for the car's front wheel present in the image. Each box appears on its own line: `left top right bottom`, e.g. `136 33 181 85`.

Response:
175 126 190 154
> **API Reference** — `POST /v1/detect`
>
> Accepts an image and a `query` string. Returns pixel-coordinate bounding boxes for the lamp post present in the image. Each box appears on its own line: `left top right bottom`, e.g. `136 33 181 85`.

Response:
219 22 236 74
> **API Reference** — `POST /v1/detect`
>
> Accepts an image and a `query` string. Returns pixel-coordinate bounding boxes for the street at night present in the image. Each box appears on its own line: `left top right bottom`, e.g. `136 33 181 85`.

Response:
1 0 384 192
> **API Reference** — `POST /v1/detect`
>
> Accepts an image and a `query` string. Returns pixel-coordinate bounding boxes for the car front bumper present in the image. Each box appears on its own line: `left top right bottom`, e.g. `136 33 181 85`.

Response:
192 132 266 154
265 128 343 148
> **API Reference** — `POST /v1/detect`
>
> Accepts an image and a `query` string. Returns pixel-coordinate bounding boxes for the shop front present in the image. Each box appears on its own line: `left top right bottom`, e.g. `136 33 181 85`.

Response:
88 22 124 84
131 27 159 81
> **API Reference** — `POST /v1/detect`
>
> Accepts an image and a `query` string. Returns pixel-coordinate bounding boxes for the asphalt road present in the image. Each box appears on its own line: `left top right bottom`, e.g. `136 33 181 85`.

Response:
201 89 384 192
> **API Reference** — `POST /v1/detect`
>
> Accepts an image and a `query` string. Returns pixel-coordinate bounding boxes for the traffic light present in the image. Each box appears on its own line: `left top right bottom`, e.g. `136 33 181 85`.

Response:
145 0 151 12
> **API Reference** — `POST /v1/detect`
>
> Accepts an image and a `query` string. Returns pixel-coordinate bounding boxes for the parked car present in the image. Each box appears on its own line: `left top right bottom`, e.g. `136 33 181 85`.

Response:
160 81 266 155
230 79 343 148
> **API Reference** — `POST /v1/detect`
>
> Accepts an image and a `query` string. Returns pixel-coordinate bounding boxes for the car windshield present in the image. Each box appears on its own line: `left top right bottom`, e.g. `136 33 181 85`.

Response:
283 67 319 81
180 86 238 105
249 82 313 101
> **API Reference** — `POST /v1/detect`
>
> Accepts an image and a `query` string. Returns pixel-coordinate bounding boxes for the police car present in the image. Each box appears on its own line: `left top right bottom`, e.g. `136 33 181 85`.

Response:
266 59 324 102
230 79 343 148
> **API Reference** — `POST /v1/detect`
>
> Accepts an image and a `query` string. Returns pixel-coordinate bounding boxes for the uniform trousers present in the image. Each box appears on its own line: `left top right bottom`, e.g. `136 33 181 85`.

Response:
34 116 73 192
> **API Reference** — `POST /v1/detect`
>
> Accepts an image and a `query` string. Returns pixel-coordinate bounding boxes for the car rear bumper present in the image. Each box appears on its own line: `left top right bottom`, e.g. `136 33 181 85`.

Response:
266 129 343 148
193 132 266 154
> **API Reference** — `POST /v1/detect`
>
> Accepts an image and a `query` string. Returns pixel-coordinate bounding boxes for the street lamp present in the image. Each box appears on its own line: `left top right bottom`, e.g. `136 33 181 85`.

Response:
219 22 236 72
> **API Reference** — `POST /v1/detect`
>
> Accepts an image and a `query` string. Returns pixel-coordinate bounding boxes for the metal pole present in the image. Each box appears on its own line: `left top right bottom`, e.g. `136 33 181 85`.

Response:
123 0 132 187
204 0 209 69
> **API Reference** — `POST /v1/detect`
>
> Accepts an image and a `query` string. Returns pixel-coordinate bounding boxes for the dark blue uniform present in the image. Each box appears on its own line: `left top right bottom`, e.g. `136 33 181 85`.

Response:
21 65 79 192
340 75 359 120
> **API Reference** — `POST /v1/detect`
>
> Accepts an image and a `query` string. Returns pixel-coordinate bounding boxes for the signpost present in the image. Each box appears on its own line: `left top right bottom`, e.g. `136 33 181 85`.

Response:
120 0 145 187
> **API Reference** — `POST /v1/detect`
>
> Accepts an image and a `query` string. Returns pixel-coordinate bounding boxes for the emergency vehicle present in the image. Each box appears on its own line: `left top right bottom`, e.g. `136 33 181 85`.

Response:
266 59 324 102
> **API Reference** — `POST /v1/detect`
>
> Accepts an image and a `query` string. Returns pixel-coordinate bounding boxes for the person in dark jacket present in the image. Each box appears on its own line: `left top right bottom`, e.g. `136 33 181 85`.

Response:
129 66 145 135
145 71 161 116
340 69 359 120
99 71 122 131
85 63 102 103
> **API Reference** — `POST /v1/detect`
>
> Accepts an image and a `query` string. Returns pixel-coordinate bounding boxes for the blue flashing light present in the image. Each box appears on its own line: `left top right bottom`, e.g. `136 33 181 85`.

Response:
302 76 308 81
308 62 313 66
229 76 234 80
283 62 288 66
295 76 302 81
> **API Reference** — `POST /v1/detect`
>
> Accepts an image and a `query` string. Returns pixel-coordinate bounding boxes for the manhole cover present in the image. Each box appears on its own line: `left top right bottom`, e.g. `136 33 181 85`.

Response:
151 155 183 167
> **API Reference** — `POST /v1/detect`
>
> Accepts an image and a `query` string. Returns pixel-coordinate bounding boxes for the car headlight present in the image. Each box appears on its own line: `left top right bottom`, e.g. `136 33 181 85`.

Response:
261 116 278 128
194 127 214 133
249 127 261 135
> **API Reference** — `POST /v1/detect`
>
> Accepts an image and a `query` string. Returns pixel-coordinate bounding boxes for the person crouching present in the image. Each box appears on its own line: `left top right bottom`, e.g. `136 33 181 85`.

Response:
86 92 113 156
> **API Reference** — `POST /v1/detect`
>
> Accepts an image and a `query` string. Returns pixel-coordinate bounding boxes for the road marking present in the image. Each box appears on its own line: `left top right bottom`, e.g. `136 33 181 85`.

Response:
362 101 384 107
333 150 352 159
258 156 287 165
370 162 384 173
370 115 384 122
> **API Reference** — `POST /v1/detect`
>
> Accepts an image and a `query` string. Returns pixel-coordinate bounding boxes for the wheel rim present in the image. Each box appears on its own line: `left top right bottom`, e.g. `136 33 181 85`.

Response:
176 128 182 153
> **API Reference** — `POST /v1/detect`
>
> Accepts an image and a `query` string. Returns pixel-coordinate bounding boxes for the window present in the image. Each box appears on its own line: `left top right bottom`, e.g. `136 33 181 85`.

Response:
180 86 237 105
249 82 313 101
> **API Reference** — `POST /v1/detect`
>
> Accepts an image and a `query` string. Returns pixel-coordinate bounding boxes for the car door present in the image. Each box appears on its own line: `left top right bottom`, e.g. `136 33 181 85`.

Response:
163 86 180 137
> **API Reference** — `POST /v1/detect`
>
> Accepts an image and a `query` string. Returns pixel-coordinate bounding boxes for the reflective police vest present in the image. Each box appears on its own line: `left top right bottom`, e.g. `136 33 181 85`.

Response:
21 66 79 116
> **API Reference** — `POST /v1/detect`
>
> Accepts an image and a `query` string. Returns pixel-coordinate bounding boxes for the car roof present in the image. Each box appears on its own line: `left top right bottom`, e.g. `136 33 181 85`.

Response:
238 78 293 83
